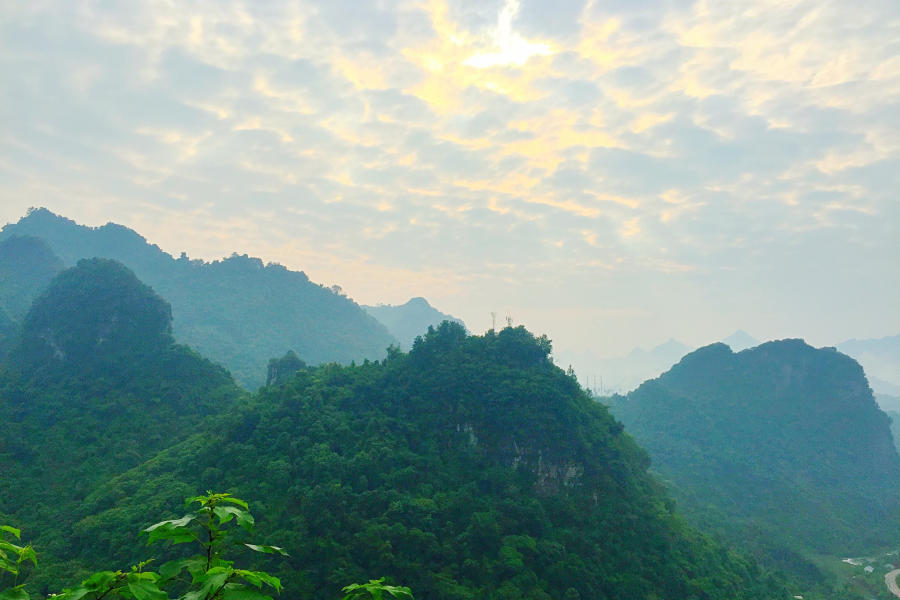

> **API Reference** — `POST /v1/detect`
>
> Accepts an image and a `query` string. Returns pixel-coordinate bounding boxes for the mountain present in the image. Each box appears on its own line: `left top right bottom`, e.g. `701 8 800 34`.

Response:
362 297 466 349
0 258 243 585
721 330 760 352
554 338 693 394
0 209 397 388
0 235 64 321
0 235 64 352
871 376 900 396
3 320 791 600
837 334 900 394
876 393 900 413
607 340 900 588
879 395 900 453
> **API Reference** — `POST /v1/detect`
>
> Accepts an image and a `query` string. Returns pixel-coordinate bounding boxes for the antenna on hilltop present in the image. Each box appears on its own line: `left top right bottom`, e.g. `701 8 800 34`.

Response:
491 312 497 331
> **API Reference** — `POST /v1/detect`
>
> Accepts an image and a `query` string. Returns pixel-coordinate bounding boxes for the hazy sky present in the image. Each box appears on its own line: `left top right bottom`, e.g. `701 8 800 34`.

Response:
1 0 898 357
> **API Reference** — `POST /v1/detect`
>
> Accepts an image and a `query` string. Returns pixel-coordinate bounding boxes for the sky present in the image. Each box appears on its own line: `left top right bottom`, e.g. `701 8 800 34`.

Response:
1 0 898 358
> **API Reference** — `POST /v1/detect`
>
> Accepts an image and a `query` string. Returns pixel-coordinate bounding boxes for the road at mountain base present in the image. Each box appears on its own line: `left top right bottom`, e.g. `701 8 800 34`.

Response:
886 569 900 598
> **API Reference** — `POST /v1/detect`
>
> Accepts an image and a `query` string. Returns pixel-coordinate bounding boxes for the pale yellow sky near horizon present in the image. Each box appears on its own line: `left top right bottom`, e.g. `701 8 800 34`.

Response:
1 0 898 357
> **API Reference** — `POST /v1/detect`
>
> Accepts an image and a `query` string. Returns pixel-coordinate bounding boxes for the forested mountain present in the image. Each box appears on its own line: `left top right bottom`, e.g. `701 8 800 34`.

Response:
0 209 397 388
362 297 466 349
0 269 793 600
0 258 244 585
608 341 900 589
0 235 64 352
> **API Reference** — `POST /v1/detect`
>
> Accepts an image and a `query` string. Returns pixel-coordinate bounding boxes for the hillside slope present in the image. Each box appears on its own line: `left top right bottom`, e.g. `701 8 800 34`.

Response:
47 324 792 600
0 258 243 585
0 209 397 388
362 297 466 349
0 235 64 351
608 340 900 584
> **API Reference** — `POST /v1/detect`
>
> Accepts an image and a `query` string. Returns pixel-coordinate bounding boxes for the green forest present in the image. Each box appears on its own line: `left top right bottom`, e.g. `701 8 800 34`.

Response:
1 213 898 600
608 342 900 596
0 209 397 388
0 257 795 600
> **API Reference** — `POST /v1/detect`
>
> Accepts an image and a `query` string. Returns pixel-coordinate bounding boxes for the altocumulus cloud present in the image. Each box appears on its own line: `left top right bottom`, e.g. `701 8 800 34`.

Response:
0 0 897 355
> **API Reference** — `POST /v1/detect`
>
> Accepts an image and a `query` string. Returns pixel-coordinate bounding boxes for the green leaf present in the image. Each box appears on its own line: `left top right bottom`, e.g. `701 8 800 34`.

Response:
158 558 197 584
0 526 21 540
52 587 90 600
216 497 249 510
127 579 169 600
185 495 205 507
213 506 254 532
0 562 18 577
143 514 196 534
144 526 196 545
0 541 25 555
142 514 198 545
81 571 120 592
182 568 232 600
220 586 273 600
242 544 288 556
343 579 412 600
381 585 413 600
0 584 29 600
19 545 37 566
233 571 281 592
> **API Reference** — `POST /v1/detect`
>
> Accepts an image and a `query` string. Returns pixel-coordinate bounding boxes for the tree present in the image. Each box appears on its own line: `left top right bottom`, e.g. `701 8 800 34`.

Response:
0 525 37 600
11 493 412 600
267 351 306 387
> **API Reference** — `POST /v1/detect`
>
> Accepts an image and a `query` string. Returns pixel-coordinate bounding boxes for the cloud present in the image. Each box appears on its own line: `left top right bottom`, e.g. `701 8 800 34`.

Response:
0 0 897 355
462 0 552 68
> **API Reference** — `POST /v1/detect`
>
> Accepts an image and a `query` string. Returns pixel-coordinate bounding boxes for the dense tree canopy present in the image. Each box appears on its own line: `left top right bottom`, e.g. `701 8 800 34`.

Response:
0 209 398 388
608 341 900 590
15 258 173 377
43 323 791 600
4 249 877 600
0 260 244 588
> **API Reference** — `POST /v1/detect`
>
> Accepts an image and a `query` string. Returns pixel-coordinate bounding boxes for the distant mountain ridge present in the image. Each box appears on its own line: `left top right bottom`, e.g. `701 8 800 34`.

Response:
0 235 64 352
0 208 397 388
721 329 760 352
556 331 769 394
362 297 466 350
555 338 694 394
608 339 900 587
837 333 900 395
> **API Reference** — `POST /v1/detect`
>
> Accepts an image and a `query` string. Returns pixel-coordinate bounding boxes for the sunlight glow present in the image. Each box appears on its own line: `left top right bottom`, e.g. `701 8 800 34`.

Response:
463 0 552 68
